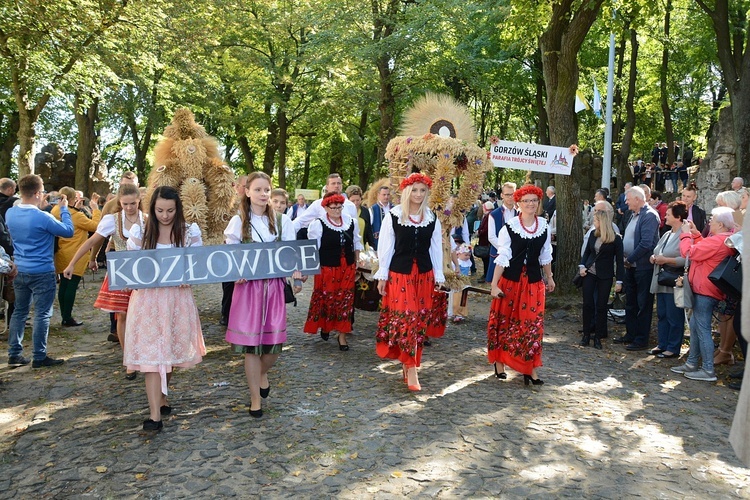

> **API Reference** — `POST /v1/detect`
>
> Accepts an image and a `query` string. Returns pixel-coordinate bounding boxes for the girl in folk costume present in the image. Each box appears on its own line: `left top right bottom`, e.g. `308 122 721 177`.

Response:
224 172 301 419
375 173 445 391
124 186 205 431
488 184 555 386
304 192 363 350
62 183 143 379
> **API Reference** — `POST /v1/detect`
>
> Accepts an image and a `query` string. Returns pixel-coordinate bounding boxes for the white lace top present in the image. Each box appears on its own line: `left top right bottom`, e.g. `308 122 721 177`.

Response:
307 214 364 251
494 216 553 267
96 211 144 239
224 212 296 243
373 205 445 283
126 223 203 250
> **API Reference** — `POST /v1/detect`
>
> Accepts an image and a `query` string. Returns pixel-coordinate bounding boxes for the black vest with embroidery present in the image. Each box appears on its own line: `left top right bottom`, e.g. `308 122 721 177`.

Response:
318 218 355 267
389 213 437 275
504 223 547 283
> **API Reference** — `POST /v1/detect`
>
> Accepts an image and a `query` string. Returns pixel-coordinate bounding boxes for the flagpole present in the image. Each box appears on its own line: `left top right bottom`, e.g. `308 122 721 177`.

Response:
602 10 616 191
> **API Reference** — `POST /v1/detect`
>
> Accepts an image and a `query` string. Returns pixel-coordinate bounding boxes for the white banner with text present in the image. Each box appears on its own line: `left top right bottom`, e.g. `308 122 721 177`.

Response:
489 140 574 175
106 241 320 290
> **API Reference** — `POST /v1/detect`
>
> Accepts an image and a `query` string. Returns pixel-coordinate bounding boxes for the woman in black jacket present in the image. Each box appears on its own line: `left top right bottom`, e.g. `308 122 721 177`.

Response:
579 208 624 349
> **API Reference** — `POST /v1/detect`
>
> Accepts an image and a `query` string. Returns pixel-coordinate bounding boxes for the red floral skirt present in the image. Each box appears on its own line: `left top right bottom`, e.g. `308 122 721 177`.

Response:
375 263 436 367
425 288 447 337
303 256 355 334
93 276 132 313
487 269 545 375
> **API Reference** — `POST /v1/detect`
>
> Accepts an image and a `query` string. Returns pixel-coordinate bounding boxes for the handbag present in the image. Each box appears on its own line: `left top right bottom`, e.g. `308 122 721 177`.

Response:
708 253 742 299
284 280 297 306
473 245 490 259
572 273 584 289
354 276 381 311
674 255 693 309
657 265 683 287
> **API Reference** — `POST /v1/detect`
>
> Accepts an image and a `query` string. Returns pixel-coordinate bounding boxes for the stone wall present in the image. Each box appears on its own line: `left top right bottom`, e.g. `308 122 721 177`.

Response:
695 105 736 209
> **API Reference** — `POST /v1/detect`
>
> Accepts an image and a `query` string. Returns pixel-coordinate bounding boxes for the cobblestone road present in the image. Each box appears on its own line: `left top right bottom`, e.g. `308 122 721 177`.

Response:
0 271 748 498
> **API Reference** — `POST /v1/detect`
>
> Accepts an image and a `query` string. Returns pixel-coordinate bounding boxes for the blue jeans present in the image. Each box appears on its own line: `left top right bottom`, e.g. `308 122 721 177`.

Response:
686 293 719 373
656 292 685 353
624 267 655 346
8 272 57 361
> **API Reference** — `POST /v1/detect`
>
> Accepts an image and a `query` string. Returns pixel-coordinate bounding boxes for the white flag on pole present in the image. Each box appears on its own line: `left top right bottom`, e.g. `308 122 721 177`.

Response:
575 90 590 113
592 80 602 119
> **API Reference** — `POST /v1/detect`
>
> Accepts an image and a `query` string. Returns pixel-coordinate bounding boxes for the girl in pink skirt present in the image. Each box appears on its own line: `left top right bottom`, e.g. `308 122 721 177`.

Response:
124 186 205 432
224 172 301 418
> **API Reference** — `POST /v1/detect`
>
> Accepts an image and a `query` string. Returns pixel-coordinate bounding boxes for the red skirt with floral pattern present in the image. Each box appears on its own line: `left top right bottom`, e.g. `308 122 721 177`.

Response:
487 268 545 375
303 256 355 334
425 288 447 337
375 263 436 367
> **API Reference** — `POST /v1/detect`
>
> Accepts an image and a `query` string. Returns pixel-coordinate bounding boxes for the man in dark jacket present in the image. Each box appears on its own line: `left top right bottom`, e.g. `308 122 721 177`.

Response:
0 178 18 220
613 186 660 351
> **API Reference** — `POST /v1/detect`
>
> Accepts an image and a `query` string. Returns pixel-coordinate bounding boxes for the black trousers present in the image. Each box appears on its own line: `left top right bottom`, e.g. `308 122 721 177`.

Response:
582 273 612 339
221 281 234 319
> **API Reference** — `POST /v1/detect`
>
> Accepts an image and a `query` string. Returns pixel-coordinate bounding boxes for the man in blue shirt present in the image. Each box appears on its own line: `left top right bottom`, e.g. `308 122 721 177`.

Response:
6 175 74 368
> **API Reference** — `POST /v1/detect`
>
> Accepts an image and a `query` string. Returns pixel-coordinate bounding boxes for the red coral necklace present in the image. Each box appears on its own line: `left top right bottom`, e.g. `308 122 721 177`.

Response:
519 216 539 234
408 213 423 224
327 214 343 227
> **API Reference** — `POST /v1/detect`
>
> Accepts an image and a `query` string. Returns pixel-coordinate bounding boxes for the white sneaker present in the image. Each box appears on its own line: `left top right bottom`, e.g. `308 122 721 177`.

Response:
671 363 698 374
684 369 717 382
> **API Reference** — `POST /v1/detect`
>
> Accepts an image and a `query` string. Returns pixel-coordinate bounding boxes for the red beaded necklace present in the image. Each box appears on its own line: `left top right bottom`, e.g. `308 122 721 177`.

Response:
519 216 539 234
408 213 423 224
327 214 343 227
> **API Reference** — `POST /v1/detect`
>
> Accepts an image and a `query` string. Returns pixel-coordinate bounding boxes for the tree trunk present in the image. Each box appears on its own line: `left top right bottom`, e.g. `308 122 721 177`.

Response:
0 111 19 178
262 103 278 177
277 108 288 189
612 22 628 146
540 0 604 294
74 94 99 192
235 131 255 173
357 110 370 188
376 57 396 167
533 46 550 145
617 27 639 186
661 0 675 164
301 136 312 189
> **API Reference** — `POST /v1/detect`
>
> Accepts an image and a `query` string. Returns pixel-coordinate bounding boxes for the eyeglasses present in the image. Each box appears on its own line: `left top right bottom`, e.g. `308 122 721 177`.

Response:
519 199 539 204
327 205 343 210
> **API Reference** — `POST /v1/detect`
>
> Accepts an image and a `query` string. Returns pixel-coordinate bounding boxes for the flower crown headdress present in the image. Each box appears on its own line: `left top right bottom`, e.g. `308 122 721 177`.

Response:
321 193 345 207
513 185 544 203
399 172 433 190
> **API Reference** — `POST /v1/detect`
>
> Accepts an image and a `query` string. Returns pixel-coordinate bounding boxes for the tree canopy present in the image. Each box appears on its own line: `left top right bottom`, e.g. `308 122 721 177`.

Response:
0 0 741 194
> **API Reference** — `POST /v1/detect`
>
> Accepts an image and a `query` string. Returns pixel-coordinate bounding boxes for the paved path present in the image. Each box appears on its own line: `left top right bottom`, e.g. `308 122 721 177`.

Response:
0 272 748 498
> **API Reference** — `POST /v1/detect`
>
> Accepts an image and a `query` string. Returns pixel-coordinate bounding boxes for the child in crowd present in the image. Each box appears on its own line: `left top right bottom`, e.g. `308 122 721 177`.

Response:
224 173 301 418
124 186 205 432
271 188 289 214
455 243 472 276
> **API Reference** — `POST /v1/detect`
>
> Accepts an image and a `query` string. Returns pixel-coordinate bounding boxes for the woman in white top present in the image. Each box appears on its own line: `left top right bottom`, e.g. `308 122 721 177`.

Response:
63 184 143 378
224 172 301 419
374 173 444 391
124 186 205 432
303 192 363 350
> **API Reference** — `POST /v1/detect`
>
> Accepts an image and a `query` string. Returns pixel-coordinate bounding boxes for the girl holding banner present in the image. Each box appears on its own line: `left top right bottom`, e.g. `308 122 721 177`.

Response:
224 172 301 419
374 173 445 391
124 186 205 431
